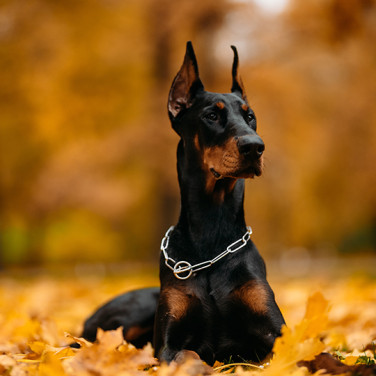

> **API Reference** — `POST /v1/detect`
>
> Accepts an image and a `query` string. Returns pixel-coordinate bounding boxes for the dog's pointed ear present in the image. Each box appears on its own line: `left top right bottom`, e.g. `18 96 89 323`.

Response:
231 45 248 103
168 41 204 119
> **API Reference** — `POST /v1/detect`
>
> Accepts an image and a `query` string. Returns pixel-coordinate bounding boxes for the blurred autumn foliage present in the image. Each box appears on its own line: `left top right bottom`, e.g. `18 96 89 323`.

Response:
0 0 376 265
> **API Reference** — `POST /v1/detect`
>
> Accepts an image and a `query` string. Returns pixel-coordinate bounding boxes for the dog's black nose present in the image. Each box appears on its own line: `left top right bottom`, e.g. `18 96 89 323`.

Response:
236 136 265 158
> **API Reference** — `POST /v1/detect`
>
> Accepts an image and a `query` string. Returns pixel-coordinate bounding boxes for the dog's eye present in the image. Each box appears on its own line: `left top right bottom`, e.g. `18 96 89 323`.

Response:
247 113 255 122
204 112 218 122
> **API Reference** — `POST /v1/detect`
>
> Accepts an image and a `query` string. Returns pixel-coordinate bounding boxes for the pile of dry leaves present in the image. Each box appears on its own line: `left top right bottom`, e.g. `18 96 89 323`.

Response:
0 272 375 375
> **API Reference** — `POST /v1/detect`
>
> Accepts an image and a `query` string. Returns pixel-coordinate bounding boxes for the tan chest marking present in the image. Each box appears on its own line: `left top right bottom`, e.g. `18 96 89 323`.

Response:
234 280 269 314
165 287 190 320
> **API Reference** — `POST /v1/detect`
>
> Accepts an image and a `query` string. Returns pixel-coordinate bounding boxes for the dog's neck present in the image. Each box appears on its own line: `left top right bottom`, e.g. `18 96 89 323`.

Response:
175 140 247 256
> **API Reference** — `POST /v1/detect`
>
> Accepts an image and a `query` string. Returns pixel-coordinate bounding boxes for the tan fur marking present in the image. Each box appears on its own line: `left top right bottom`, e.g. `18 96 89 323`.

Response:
166 288 190 320
234 280 269 314
241 104 249 111
124 325 151 341
203 138 241 178
194 134 200 152
202 138 241 200
216 101 225 110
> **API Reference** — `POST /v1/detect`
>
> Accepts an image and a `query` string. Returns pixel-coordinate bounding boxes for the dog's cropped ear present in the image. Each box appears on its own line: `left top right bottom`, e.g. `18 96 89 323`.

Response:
168 41 204 119
231 46 248 103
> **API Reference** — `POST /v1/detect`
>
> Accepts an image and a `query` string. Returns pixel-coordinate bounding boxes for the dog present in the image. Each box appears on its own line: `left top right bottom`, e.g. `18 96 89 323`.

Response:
79 42 285 366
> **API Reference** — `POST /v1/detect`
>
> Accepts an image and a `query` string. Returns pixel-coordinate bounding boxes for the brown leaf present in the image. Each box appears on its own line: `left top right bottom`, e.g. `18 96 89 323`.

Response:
298 352 376 376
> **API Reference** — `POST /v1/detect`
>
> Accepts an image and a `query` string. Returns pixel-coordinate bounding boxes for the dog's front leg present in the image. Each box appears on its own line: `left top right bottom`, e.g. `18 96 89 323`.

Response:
153 287 213 365
153 287 194 362
154 314 212 375
154 311 203 364
153 287 189 361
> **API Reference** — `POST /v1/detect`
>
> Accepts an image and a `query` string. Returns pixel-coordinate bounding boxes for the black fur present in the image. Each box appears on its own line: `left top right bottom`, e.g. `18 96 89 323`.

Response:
79 42 285 365
79 287 159 348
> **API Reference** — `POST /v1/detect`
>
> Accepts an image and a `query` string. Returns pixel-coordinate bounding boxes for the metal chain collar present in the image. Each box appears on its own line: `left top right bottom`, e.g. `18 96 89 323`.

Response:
160 226 253 280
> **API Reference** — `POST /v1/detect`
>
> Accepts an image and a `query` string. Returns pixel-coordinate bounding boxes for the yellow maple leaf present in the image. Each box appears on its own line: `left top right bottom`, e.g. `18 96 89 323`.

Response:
65 327 157 376
325 331 347 349
95 327 124 350
261 292 329 376
38 352 67 376
12 318 41 342
300 291 330 339
29 341 47 356
343 355 358 365
55 346 77 359
27 341 76 361
65 332 92 348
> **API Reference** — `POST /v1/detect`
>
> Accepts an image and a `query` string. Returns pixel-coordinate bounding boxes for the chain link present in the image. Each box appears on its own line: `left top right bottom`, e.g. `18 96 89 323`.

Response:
160 226 253 280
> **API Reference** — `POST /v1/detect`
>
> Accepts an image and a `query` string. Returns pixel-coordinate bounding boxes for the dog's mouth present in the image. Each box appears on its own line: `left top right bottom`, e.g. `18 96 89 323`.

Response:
210 168 223 179
205 144 263 180
240 160 263 178
210 160 262 180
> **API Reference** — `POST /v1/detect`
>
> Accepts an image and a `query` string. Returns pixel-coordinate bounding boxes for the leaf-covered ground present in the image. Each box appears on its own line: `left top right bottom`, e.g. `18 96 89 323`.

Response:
0 265 375 375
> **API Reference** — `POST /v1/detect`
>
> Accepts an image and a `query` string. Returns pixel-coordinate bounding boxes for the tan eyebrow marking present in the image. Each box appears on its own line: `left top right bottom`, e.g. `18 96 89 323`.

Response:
241 104 249 111
216 102 225 110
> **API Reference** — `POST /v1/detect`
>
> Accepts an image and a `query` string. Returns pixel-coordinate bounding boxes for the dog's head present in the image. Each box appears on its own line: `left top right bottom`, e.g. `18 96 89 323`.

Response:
168 42 264 179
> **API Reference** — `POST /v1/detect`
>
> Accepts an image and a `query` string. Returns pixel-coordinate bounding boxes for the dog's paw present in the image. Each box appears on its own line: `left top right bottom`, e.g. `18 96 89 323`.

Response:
173 350 213 375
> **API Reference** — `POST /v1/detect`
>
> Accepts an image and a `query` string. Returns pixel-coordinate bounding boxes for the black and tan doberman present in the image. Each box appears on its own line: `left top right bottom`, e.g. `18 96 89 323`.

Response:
79 42 285 366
